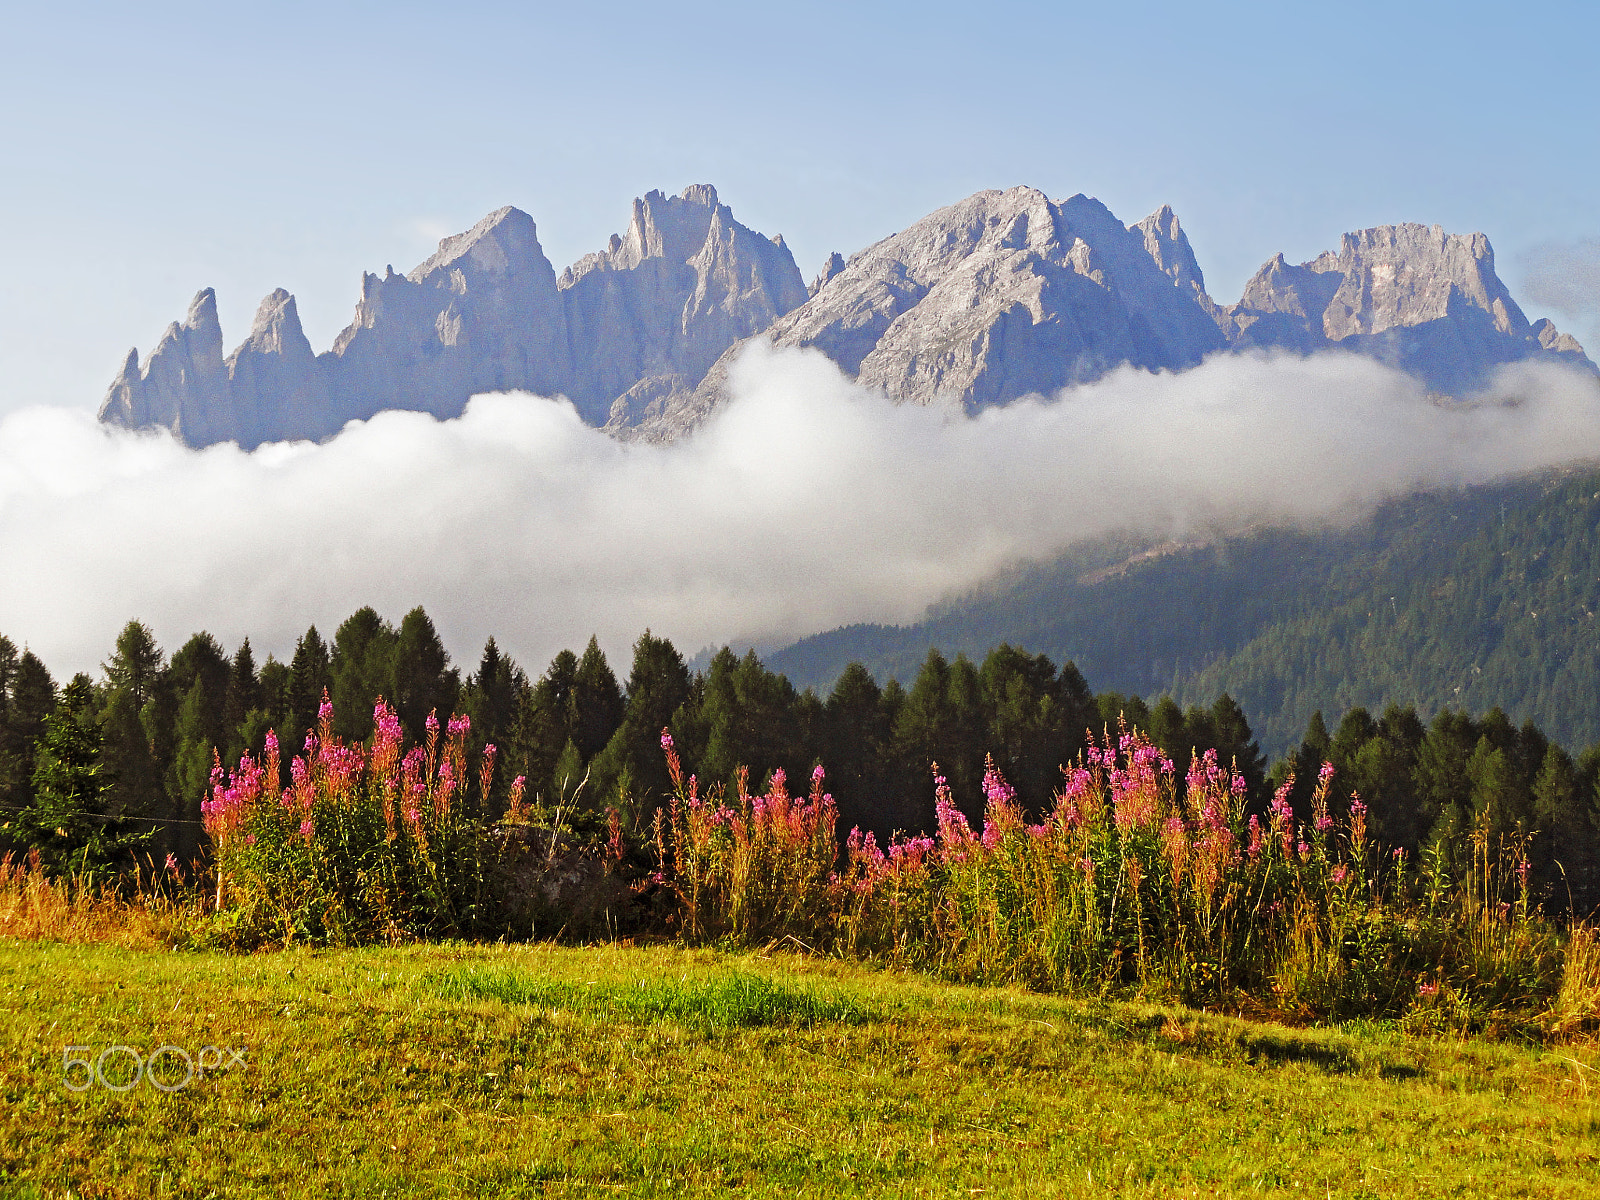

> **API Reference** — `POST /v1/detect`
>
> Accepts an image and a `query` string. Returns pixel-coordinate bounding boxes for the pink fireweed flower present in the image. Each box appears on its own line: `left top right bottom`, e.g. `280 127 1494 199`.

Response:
1269 777 1297 857
426 711 440 734
447 713 470 739
809 763 828 807
507 774 528 823
1161 813 1190 887
1247 814 1265 858
318 695 333 724
1331 864 1349 885
435 759 457 819
299 818 315 842
932 764 975 856
1348 794 1368 847
979 756 1023 850
373 700 403 741
164 852 178 872
1108 734 1169 831
661 727 683 790
479 743 498 809
982 756 1017 809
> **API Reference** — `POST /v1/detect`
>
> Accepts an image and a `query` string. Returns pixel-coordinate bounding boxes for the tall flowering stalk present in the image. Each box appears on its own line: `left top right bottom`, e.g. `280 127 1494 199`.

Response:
657 729 838 944
203 693 499 946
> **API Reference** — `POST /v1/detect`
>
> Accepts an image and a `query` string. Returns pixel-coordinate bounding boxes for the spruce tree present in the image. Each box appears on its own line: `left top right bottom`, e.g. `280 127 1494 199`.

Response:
589 631 689 810
284 626 332 759
570 638 625 762
330 607 398 741
21 678 145 881
222 639 263 765
1532 743 1589 909
1 651 56 817
100 621 170 847
393 607 458 742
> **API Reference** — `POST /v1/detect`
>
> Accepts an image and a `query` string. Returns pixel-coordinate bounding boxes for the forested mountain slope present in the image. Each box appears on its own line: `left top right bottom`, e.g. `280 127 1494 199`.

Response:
768 466 1600 755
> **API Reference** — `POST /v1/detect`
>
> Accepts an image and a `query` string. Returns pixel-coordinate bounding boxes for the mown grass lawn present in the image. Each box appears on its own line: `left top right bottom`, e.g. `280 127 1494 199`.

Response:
1 939 1598 1198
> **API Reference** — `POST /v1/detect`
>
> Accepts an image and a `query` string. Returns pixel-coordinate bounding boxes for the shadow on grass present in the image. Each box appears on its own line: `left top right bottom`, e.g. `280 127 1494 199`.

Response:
1087 1009 1426 1079
423 967 874 1031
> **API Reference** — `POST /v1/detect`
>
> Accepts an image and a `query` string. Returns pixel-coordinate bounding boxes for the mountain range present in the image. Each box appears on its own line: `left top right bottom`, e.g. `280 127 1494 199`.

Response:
99 185 1594 447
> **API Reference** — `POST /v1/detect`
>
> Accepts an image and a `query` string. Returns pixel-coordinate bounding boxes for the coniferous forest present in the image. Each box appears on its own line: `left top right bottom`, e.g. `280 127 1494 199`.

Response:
771 465 1600 758
6 607 1600 918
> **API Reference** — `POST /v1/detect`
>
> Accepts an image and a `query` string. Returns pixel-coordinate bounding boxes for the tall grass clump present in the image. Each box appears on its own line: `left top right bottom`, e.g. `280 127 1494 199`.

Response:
203 694 505 946
0 849 197 948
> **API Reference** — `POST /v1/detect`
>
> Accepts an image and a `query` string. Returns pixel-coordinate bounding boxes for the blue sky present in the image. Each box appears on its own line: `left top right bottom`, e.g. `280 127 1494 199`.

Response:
2 0 1597 418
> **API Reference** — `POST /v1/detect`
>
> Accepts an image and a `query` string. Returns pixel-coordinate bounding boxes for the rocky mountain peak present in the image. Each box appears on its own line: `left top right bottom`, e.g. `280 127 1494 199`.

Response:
1224 221 1590 390
185 287 222 335
631 186 1230 439
408 206 542 283
810 252 847 296
1135 204 1208 299
237 288 309 358
102 185 805 446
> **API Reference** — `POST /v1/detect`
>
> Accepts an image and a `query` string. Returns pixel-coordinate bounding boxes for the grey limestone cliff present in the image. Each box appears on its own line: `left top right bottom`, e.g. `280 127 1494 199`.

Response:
631 199 1593 442
564 184 808 427
100 289 232 446
99 186 806 447
627 186 1229 439
100 186 1592 449
1223 224 1595 392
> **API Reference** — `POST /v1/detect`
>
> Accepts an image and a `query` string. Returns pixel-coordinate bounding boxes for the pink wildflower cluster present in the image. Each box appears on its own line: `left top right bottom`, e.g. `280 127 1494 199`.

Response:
205 691 496 857
201 728 279 844
1099 731 1173 831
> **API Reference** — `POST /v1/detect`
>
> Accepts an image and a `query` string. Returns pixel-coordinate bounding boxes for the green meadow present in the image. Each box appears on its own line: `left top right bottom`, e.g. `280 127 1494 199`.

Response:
2 940 1598 1198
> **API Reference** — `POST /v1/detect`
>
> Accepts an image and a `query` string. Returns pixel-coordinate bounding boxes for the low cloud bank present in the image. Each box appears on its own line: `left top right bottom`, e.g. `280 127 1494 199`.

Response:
3 345 1600 679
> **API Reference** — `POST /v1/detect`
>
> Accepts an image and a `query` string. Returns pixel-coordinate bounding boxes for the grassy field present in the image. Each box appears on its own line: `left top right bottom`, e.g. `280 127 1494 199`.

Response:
2 940 1599 1198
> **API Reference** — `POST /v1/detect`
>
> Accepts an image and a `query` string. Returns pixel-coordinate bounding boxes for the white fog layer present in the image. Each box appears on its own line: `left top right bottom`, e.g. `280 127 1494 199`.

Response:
4 344 1600 677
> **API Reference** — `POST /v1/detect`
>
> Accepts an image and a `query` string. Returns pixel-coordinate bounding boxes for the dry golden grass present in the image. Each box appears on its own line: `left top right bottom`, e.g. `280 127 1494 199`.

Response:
1547 923 1600 1039
0 852 195 950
